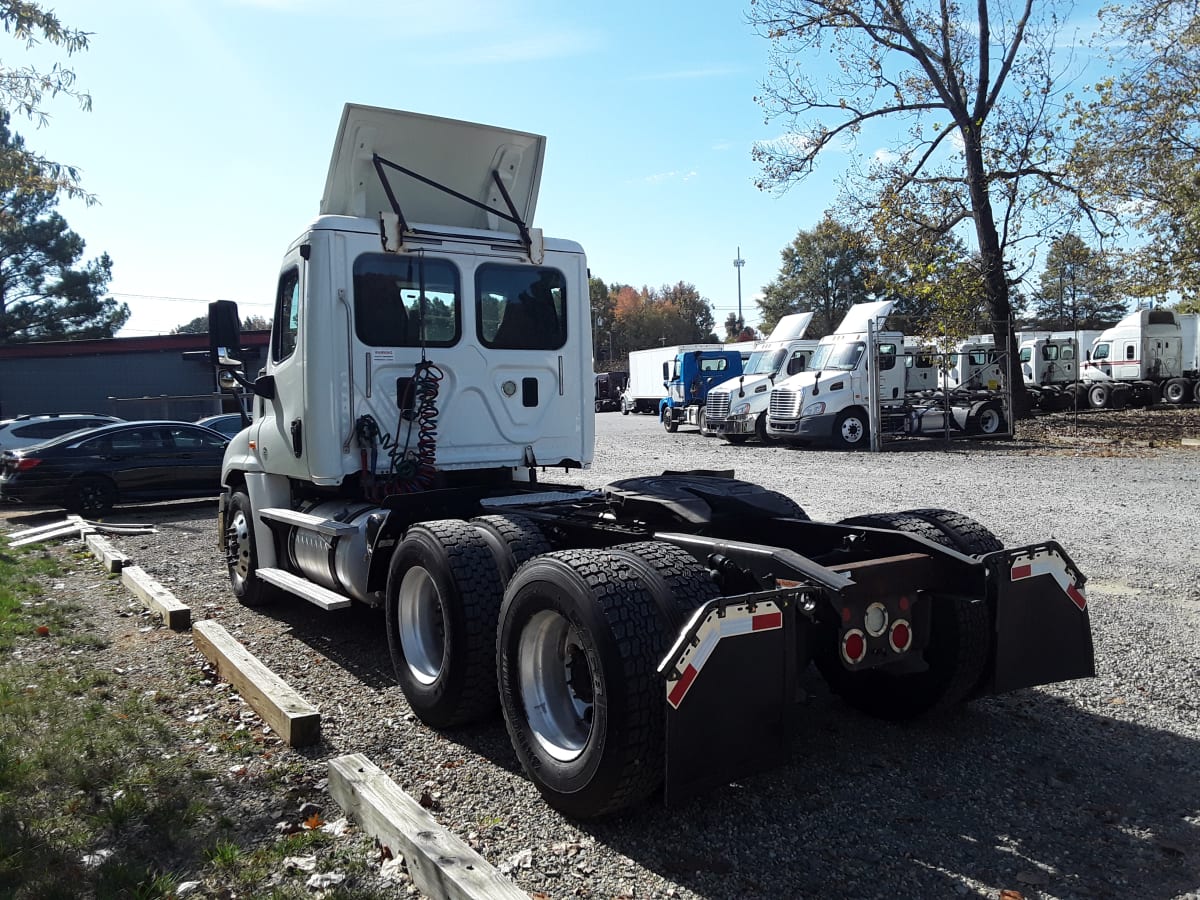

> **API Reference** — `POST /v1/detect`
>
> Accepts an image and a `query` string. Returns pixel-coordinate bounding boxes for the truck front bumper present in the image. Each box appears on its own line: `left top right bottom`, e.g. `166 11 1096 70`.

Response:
707 417 753 436
768 413 835 440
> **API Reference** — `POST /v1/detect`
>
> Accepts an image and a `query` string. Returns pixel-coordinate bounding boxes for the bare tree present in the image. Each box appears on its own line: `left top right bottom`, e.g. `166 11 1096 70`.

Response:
748 0 1102 411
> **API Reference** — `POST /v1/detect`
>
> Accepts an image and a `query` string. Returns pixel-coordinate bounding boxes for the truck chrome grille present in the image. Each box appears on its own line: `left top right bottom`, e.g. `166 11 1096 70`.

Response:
769 390 798 419
706 392 730 419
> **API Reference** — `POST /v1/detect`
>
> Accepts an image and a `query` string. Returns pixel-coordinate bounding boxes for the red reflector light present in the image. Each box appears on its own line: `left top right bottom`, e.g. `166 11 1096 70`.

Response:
15 458 42 471
841 629 866 665
889 619 912 652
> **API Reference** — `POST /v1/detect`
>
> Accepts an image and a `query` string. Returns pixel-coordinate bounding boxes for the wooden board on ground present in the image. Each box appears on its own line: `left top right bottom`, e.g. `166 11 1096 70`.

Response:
121 565 191 630
328 753 528 900
85 533 131 573
192 619 320 746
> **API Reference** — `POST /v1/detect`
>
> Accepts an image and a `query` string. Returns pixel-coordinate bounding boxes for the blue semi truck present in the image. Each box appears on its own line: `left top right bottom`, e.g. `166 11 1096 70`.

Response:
661 347 746 433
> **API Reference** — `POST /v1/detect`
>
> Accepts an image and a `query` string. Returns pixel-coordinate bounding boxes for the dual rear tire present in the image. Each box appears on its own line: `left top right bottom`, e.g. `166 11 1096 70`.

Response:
384 519 716 818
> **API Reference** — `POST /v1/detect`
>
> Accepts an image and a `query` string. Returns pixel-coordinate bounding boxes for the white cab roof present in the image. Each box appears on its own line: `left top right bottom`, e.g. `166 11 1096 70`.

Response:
766 312 814 342
320 104 546 233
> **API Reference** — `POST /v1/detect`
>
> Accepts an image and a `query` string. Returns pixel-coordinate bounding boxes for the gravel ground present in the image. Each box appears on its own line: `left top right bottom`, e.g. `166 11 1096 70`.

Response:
4 411 1200 900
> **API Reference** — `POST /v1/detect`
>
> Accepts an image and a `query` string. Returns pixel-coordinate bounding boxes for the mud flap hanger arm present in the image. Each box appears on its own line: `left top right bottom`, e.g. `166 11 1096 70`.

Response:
371 153 535 257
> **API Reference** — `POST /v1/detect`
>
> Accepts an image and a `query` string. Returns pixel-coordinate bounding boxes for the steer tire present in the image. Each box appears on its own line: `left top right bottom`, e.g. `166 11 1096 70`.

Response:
899 508 1004 556
497 549 670 819
223 490 275 607
754 411 778 444
609 541 719 632
471 514 552 585
65 475 117 518
723 434 749 444
386 520 504 728
815 591 991 721
831 408 869 450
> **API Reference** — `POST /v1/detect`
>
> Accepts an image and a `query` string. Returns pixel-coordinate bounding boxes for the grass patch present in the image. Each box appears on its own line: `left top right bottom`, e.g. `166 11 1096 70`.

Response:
0 537 390 899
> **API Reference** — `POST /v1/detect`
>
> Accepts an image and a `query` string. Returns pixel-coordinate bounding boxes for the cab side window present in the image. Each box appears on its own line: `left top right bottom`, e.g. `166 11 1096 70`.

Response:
273 267 300 363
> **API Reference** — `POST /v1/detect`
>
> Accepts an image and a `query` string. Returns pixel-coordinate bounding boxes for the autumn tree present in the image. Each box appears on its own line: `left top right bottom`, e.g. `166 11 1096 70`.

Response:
757 216 873 338
749 0 1094 411
609 281 718 358
1027 234 1125 330
1072 0 1200 303
1 1 95 202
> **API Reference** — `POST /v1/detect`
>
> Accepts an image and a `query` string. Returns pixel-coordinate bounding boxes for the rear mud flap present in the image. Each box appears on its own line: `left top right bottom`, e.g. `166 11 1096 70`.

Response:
658 594 798 806
982 542 1096 695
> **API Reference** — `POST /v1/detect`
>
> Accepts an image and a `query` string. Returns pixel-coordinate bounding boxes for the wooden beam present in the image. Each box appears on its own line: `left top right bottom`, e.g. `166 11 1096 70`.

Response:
85 533 131 573
327 754 528 900
192 620 320 747
121 565 191 630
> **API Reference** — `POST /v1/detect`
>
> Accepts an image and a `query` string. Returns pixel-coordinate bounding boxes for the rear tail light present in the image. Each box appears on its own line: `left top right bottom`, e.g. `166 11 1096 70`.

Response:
889 619 913 653
841 629 867 665
14 458 42 471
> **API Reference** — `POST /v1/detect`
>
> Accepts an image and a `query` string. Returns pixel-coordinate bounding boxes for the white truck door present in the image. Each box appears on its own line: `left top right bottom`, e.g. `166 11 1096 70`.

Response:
257 254 311 480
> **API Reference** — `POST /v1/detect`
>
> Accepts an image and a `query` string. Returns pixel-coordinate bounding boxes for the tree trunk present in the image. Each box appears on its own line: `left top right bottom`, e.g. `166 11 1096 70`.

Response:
962 130 1032 419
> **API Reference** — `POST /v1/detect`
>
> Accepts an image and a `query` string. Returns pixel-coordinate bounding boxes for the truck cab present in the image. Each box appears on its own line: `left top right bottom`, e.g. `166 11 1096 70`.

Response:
704 312 816 443
766 301 904 449
660 348 744 432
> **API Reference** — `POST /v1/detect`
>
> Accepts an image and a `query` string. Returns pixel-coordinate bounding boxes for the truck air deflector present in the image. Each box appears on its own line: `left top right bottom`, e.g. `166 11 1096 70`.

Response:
320 103 545 232
659 592 802 806
982 542 1095 695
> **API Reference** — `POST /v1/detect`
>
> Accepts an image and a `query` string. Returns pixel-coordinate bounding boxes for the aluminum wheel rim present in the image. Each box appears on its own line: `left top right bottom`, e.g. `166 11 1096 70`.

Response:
518 610 592 762
227 508 252 589
842 416 865 444
978 408 1001 434
398 566 445 685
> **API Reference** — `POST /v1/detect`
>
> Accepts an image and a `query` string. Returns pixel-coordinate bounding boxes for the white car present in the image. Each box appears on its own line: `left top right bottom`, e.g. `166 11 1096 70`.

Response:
0 413 124 452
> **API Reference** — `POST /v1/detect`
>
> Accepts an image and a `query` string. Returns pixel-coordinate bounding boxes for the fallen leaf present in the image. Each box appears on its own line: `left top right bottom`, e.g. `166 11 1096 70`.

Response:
303 813 324 830
1000 891 1024 900
36 625 50 637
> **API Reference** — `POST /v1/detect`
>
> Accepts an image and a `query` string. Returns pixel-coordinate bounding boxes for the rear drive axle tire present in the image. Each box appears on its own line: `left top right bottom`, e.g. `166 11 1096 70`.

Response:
497 549 671 819
899 508 1004 556
608 541 719 632
386 520 504 728
471 513 552 585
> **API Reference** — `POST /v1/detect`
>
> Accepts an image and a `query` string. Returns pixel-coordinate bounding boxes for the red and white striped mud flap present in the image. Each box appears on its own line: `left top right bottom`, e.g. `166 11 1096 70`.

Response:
659 597 796 807
986 542 1096 696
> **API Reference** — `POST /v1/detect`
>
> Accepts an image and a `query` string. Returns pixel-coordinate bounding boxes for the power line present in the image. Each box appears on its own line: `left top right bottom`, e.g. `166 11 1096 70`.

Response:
109 292 272 308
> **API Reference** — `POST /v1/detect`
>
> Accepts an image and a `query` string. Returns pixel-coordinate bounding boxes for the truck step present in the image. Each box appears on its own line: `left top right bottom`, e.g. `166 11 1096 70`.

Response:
259 507 358 537
256 568 352 610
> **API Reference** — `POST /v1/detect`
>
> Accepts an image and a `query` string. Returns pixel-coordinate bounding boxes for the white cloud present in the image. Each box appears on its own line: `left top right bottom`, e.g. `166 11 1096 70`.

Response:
873 148 900 164
641 170 699 185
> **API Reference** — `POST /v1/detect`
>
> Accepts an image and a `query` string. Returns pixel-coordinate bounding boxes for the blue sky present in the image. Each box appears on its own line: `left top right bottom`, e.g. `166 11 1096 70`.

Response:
20 0 1103 337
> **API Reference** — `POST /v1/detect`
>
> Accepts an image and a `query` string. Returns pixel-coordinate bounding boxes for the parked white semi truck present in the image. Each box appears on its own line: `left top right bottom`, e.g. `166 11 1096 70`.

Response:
1080 308 1200 407
703 313 818 443
207 105 1094 819
767 302 1009 448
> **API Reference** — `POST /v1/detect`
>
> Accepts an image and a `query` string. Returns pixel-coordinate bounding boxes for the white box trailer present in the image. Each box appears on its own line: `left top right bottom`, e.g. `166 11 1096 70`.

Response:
622 343 722 415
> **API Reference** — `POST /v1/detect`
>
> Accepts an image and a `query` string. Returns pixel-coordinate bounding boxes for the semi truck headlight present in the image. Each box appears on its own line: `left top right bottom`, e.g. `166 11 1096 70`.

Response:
730 401 751 418
801 401 825 416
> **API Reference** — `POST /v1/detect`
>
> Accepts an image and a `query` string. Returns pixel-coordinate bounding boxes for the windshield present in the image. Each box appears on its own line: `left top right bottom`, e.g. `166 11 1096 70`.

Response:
809 341 865 372
743 348 786 376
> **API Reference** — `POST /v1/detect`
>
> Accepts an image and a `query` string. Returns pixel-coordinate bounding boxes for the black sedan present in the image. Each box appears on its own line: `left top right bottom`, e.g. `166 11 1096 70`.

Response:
0 420 229 517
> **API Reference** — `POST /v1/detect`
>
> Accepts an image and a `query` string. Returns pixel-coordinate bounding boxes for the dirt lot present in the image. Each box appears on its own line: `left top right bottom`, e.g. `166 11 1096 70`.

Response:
1011 404 1200 455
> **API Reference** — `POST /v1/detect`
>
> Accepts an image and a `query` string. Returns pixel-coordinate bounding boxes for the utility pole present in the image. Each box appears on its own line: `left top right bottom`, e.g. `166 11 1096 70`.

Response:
733 247 745 331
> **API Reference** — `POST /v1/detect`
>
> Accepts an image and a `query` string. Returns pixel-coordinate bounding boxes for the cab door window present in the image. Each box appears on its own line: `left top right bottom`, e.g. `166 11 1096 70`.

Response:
273 267 300 363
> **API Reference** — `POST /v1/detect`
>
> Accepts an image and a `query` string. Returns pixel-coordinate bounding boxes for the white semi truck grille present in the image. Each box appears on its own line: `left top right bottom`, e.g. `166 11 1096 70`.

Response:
706 392 730 419
769 390 799 419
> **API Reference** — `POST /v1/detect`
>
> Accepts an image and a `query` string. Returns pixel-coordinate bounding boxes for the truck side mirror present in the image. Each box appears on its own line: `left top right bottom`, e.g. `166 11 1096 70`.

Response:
209 300 242 367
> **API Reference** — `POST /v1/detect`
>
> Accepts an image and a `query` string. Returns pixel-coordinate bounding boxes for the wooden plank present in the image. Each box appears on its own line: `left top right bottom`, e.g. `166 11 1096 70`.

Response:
327 754 528 900
8 518 77 540
192 620 320 747
85 533 131 573
121 565 191 631
9 523 83 547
